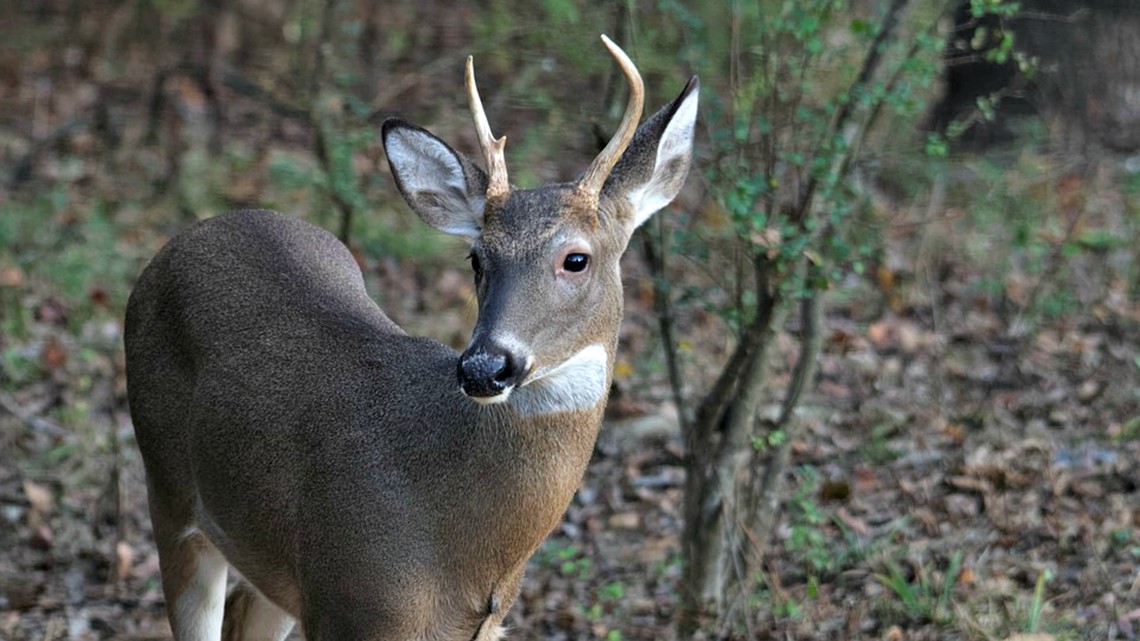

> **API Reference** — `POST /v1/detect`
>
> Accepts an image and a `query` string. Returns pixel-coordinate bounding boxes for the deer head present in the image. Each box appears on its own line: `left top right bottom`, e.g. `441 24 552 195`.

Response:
382 36 698 415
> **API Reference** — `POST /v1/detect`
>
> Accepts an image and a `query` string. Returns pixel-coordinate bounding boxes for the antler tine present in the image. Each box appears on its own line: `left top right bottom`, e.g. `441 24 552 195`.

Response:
465 55 510 202
578 35 645 201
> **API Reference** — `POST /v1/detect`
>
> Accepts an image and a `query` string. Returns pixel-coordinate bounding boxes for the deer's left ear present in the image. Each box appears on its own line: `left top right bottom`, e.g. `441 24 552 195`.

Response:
602 76 699 229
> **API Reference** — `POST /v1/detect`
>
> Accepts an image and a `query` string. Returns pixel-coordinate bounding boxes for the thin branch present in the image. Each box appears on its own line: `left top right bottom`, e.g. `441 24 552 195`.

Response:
639 219 691 435
794 0 913 226
221 70 311 122
752 259 825 541
310 0 355 244
693 256 775 445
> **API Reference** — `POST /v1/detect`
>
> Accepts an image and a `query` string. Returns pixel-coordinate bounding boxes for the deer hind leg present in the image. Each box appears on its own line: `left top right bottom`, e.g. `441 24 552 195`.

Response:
222 581 295 641
154 526 228 641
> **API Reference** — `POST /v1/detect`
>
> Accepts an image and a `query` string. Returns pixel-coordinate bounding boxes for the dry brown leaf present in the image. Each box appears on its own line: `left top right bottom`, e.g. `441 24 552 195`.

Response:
867 321 890 347
608 512 640 530
22 480 53 514
947 475 994 495
941 423 966 444
0 265 24 287
866 318 925 353
853 467 878 492
958 566 977 586
40 337 67 370
115 540 134 582
836 507 869 537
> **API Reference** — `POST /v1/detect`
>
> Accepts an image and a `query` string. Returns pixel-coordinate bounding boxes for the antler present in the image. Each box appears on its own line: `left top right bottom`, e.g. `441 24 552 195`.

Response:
465 56 510 203
577 35 645 203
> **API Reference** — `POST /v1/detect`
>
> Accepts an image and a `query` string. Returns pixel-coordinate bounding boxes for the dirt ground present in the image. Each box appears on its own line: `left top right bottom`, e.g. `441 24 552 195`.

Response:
2 207 1138 640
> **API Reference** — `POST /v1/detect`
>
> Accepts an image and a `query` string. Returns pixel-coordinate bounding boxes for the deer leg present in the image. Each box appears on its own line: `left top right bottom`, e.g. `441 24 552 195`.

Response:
153 520 227 641
222 581 295 641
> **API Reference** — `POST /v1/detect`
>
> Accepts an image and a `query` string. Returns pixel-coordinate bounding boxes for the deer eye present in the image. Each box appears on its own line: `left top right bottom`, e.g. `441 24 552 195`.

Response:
468 252 482 276
562 253 590 273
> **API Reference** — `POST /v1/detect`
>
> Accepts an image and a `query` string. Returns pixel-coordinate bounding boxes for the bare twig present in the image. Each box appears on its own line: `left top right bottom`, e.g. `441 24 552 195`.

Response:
752 259 825 541
639 220 692 434
795 0 913 226
693 256 776 447
309 0 357 244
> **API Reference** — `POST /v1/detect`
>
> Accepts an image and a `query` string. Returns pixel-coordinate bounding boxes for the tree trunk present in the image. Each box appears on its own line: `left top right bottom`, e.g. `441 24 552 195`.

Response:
679 258 789 636
1021 0 1140 153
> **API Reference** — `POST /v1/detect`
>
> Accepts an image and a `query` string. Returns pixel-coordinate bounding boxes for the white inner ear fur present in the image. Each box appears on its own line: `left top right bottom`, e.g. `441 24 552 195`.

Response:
386 129 484 239
627 88 699 228
510 343 608 416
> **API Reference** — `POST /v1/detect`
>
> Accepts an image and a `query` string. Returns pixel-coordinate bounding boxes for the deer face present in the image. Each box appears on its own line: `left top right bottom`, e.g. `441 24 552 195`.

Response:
382 37 698 414
453 186 626 408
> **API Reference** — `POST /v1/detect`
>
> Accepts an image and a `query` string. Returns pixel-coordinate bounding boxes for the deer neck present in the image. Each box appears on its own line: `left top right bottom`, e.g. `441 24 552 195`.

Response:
461 337 615 530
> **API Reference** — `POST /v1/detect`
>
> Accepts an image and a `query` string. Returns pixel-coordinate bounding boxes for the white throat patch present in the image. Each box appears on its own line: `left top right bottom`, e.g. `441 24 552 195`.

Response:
510 343 609 416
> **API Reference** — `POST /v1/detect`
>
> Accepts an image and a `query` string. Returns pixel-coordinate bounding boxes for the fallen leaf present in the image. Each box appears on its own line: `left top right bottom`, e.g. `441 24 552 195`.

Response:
115 541 134 582
941 423 966 444
608 512 640 530
23 480 53 514
959 566 977 586
40 337 67 370
837 507 869 536
0 265 23 287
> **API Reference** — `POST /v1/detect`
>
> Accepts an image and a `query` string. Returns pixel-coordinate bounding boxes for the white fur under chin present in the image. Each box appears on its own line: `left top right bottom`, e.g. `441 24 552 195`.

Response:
509 344 608 416
468 388 513 405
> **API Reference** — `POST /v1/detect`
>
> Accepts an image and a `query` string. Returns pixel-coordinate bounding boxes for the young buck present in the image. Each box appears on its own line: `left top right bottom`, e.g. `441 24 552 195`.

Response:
125 36 697 641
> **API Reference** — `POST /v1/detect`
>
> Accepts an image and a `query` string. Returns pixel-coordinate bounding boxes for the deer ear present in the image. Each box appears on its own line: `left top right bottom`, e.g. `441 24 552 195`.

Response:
382 119 488 240
603 77 699 229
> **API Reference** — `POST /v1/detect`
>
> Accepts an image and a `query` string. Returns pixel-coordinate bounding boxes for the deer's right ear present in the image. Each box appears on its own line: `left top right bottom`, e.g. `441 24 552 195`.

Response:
382 119 489 240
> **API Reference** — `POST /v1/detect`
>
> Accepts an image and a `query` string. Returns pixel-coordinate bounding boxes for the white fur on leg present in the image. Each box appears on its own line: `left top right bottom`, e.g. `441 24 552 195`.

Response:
172 546 228 641
223 582 295 641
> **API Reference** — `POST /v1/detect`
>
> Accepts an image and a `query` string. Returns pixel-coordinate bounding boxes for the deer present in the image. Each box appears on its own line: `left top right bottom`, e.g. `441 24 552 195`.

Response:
124 35 698 641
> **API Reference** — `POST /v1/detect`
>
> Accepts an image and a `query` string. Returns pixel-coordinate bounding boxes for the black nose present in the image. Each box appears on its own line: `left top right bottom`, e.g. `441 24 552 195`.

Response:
458 343 521 399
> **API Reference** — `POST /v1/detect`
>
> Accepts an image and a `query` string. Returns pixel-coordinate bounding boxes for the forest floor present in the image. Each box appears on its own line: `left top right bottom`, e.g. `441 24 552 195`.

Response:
1 175 1138 640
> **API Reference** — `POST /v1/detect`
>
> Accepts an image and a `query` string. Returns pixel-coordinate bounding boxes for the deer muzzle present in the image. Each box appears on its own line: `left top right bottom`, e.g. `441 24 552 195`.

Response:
457 340 528 403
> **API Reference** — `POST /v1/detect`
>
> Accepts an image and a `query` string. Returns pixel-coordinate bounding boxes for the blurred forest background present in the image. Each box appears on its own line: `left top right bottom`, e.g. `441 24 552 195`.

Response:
0 1 1138 640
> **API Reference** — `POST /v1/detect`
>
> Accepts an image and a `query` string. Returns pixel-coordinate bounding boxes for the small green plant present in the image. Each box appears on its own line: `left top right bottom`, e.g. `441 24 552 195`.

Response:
874 551 963 625
783 466 875 580
1025 568 1052 633
597 581 625 602
750 575 805 621
858 421 903 465
1115 415 1140 442
535 541 594 580
786 467 831 575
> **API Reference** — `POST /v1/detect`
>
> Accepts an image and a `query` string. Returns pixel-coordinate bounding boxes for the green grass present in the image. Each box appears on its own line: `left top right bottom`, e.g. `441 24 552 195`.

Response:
874 551 963 626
